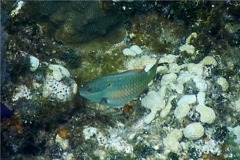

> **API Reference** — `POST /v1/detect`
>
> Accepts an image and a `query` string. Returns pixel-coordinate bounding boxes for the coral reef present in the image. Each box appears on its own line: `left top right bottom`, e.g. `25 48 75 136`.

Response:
1 1 240 160
27 1 126 47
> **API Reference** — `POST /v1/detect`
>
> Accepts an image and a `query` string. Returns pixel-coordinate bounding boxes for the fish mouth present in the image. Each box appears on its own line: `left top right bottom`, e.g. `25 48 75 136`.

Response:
80 92 90 95
79 90 89 95
79 87 102 95
79 88 93 95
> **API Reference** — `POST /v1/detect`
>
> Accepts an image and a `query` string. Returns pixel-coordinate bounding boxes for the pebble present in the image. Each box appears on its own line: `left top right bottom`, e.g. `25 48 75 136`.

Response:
196 104 216 124
122 48 137 56
192 76 207 92
29 55 39 72
174 104 191 119
199 56 217 66
184 122 204 140
179 44 195 54
129 45 143 54
217 77 229 91
187 63 203 75
123 45 143 56
197 91 206 105
163 129 183 153
177 95 196 106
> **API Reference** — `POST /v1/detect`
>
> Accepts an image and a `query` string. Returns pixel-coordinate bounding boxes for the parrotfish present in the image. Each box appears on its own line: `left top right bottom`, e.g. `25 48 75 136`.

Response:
79 61 158 108
1 102 14 121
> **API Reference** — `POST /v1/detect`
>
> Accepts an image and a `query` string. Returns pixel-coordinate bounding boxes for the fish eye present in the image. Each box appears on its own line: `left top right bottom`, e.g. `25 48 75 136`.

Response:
87 87 92 92
107 83 112 88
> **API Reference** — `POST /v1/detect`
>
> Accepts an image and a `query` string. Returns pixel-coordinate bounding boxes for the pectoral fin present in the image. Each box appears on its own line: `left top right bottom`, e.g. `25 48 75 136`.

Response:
99 97 108 106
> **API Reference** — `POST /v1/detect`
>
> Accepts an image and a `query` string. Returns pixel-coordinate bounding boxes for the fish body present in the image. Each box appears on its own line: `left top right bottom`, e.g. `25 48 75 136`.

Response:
79 63 157 108
1 103 14 121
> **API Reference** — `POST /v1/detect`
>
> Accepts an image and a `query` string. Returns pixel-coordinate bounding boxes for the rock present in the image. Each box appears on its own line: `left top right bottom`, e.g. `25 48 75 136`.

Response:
169 63 181 73
163 129 183 153
29 55 39 72
185 32 197 44
177 73 193 85
42 65 77 102
159 54 178 64
170 83 184 94
62 153 74 160
83 126 98 140
11 0 25 17
197 91 206 105
183 122 204 140
142 91 165 124
174 95 196 119
129 45 143 54
233 126 240 144
186 63 203 76
196 104 216 124
161 73 177 86
179 44 195 54
12 85 32 101
29 1 125 45
217 77 229 91
143 110 158 124
228 126 240 145
177 95 196 106
125 55 156 71
42 75 77 102
179 32 197 54
142 91 163 110
157 65 168 74
192 76 207 92
49 64 70 81
122 48 137 56
233 98 240 112
42 78 71 101
55 134 69 150
174 104 191 119
199 56 217 66
72 83 78 95
160 95 177 118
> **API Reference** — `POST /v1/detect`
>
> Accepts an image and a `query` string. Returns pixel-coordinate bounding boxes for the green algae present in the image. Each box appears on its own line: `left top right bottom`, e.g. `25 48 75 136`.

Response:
225 133 240 159
27 1 126 48
127 12 187 54
77 25 126 51
71 46 126 86
105 151 133 160
60 48 81 68
134 144 155 159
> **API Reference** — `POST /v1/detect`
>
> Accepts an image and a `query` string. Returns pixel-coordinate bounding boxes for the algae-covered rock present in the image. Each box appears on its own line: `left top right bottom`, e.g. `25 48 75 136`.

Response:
27 1 125 45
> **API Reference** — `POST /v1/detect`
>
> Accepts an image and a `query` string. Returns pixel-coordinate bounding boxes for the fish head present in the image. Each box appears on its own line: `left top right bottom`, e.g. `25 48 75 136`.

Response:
79 77 111 103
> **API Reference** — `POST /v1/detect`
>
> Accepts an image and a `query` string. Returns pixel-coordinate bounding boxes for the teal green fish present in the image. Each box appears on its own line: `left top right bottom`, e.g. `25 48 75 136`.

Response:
79 62 157 108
